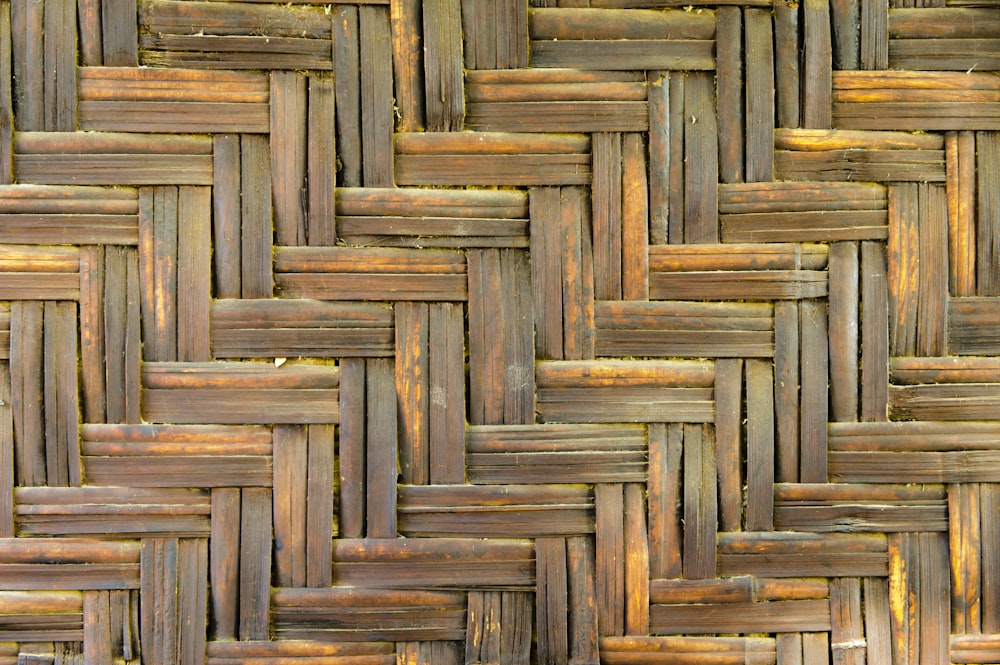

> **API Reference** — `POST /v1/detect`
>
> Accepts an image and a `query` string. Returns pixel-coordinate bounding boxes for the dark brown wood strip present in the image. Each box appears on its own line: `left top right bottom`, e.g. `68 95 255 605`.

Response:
10 301 44 486
530 187 563 359
101 0 138 66
140 538 179 663
428 303 465 484
396 302 430 484
746 359 774 531
337 359 365 539
861 241 889 421
177 539 208 664
624 483 649 636
240 134 273 299
423 0 464 132
273 425 308 588
979 131 1000 295
715 359 743 531
601 637 776 665
334 5 362 186
595 483 625 636
715 7 743 185
651 600 832 634
104 247 140 424
829 242 859 421
42 0 75 132
648 72 669 244
683 424 716 579
43 301 79 487
270 70 308 246
745 8 774 182
212 134 241 299
10 0 43 131
949 483 982 634
209 488 239 640
622 133 648 299
774 1 800 128
718 532 889 578
593 132 623 300
0 363 10 537
803 0 833 128
536 537 569 663
775 301 799 481
366 358 397 538
983 484 1000 633
799 299 829 483
684 73 718 243
860 0 889 69
0 2 11 184
560 186 595 359
306 424 335 587
947 131 976 296
391 0 424 131
238 488 272 641
176 186 210 363
360 5 393 186
307 73 337 246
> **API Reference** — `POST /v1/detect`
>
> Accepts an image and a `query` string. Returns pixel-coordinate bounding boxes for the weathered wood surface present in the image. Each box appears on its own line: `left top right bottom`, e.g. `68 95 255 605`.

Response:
0 1 997 663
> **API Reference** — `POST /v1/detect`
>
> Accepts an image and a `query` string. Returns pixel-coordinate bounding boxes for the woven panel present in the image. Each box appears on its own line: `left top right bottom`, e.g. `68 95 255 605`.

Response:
0 1 998 663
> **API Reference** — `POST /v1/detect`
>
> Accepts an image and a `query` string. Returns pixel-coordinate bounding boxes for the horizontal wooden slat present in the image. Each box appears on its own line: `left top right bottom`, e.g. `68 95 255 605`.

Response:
650 270 828 300
833 71 1000 130
530 40 715 70
0 539 140 590
949 298 1000 354
0 591 83 642
889 383 1000 420
717 532 889 577
529 8 716 40
395 132 591 186
140 0 334 38
650 600 832 634
271 588 466 642
206 641 395 665
773 483 948 532
274 247 468 301
467 424 647 483
139 33 333 70
600 637 776 665
397 485 594 538
332 538 535 589
13 132 212 185
211 299 394 358
951 634 1000 664
595 300 774 358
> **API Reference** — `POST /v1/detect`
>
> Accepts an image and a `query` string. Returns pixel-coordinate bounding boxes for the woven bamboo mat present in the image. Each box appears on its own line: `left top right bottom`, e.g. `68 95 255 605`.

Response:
1 0 999 663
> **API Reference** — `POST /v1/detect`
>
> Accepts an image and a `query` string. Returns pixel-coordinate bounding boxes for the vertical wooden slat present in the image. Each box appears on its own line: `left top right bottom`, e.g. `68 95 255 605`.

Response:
461 0 494 69
648 71 670 245
648 423 683 579
715 359 743 532
830 578 864 665
746 359 774 531
44 301 79 487
141 538 179 665
861 241 889 421
84 591 113 665
273 425 308 588
977 132 1000 296
799 300 828 483
530 187 564 360
889 183 918 355
240 134 273 299
668 73 685 243
77 0 102 65
716 7 743 184
213 135 242 299
774 1 800 129
338 358 366 538
950 483 982 634
982 484 1000 633
366 357 397 539
141 186 177 361
864 577 892 665
803 0 833 129
947 131 976 297
684 73 719 243
561 186 595 359
176 186 211 363
80 246 106 422
829 241 859 422
105 246 140 424
802 633 829 664
501 249 534 424
428 302 465 484
0 363 11 537
177 539 208 665
210 488 240 641
391 0 425 132
270 71 308 247
397 302 430 485
307 73 337 246
498 0 528 68
916 184 948 356
239 488 272 641
593 132 624 300
423 0 464 132
622 133 649 300
42 0 75 132
360 5 394 186
306 424 335 587
0 0 11 184
11 301 44 486
777 633 803 665
831 0 859 69
468 249 504 425
775 301 800 482
683 424 717 579
860 0 888 70
536 537 569 664
334 6 362 187
467 591 500 664
745 8 774 182
624 483 649 636
10 0 43 131
567 535 600 663
595 482 625 637
101 0 137 66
